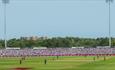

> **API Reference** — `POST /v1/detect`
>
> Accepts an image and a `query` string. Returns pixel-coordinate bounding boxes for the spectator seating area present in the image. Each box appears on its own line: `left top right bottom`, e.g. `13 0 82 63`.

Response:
0 48 115 57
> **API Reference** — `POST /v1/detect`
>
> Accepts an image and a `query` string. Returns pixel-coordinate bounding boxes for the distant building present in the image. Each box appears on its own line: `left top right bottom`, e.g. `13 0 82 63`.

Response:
39 36 48 40
20 36 47 41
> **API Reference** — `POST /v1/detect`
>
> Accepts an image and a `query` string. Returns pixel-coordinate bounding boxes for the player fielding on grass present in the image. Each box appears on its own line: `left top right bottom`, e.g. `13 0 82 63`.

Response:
57 56 59 59
104 56 106 61
20 59 22 64
97 55 99 59
19 56 26 64
44 59 47 64
93 57 96 61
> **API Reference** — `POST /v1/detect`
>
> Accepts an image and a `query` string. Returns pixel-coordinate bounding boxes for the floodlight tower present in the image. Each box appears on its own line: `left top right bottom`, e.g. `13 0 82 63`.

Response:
2 0 10 48
106 0 113 47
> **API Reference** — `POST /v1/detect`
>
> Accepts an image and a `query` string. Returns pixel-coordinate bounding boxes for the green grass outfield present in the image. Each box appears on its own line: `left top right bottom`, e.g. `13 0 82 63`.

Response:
0 56 115 70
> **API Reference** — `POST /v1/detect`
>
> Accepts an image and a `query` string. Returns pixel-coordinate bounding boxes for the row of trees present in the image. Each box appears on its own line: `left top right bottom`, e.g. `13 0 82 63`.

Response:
0 37 115 48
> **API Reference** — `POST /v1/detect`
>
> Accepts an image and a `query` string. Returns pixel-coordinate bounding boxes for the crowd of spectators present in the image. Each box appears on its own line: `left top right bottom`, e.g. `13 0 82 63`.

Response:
0 48 115 57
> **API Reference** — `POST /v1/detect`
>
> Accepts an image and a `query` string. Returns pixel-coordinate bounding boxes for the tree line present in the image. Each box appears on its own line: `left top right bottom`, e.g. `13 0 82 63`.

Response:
0 37 115 48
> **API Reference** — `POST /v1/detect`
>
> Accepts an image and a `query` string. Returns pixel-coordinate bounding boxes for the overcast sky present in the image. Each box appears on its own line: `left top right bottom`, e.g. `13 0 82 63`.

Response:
0 0 115 39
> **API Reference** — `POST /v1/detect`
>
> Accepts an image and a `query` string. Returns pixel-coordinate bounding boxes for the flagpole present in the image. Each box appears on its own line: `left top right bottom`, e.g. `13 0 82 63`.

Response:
106 0 113 47
108 0 111 47
2 0 10 49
